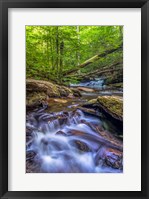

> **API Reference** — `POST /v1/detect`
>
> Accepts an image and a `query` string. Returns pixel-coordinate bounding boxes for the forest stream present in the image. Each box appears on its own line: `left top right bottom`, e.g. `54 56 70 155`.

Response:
26 26 123 173
26 79 123 173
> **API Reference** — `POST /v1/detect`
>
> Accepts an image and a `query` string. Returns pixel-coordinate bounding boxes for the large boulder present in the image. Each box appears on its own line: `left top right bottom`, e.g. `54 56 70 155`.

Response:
97 96 123 122
85 96 123 122
26 79 81 108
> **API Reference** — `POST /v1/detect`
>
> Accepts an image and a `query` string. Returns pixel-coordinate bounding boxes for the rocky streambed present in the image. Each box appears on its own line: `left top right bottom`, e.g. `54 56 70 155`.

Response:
26 79 123 173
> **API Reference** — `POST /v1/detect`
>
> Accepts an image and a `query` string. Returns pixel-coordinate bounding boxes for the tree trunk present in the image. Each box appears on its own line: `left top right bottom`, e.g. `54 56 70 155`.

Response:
81 67 122 78
63 45 122 76
66 62 122 78
56 27 59 75
46 30 49 66
76 26 80 66
49 30 54 69
59 41 64 83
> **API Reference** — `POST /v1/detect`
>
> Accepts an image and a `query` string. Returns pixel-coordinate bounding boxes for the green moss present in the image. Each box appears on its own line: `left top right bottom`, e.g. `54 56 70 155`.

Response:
88 99 98 104
47 84 60 97
97 96 123 119
26 92 47 106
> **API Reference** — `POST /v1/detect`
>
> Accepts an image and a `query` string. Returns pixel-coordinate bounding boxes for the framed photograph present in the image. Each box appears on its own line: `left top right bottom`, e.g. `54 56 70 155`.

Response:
0 0 148 198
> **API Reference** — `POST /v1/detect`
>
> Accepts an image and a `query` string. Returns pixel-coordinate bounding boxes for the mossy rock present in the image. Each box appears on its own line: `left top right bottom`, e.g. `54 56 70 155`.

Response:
26 92 47 106
74 140 91 152
97 96 123 122
58 85 73 97
27 79 81 98
88 99 98 104
27 79 61 97
70 88 82 97
26 79 81 109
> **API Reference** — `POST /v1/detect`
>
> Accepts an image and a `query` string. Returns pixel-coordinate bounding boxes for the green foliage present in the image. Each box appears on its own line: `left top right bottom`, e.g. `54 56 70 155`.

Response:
26 26 123 83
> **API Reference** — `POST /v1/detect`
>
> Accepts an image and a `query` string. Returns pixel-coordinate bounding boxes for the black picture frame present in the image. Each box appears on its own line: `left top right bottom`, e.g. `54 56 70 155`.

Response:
0 0 148 198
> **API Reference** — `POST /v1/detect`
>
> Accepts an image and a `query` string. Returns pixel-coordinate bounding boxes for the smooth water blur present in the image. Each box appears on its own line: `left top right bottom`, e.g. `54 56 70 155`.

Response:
27 108 122 173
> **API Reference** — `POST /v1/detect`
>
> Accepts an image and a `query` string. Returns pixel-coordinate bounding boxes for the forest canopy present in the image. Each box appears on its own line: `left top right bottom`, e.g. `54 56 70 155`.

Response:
26 26 123 84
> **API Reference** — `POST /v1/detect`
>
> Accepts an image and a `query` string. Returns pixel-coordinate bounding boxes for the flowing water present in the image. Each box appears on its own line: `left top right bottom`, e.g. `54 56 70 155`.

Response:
26 84 123 173
70 78 105 89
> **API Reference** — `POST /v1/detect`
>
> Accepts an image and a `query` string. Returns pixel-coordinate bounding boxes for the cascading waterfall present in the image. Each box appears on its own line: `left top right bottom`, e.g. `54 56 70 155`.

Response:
70 78 105 89
26 108 123 173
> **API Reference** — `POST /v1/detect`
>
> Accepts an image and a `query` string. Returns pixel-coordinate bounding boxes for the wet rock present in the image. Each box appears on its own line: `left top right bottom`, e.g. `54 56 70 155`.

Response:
26 92 47 111
56 130 67 136
26 126 36 143
83 121 122 146
96 147 123 170
27 79 60 97
97 96 123 122
40 137 49 145
26 150 37 161
26 134 34 144
58 85 72 97
74 140 91 152
71 109 84 118
53 99 68 103
26 153 41 173
49 113 68 126
26 126 34 135
77 87 95 92
58 116 68 126
67 129 85 136
84 96 123 122
67 93 75 98
80 120 104 133
80 120 122 151
63 111 69 116
26 161 39 173
77 107 100 117
26 79 81 108
71 88 82 97
36 112 68 126
103 148 123 169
